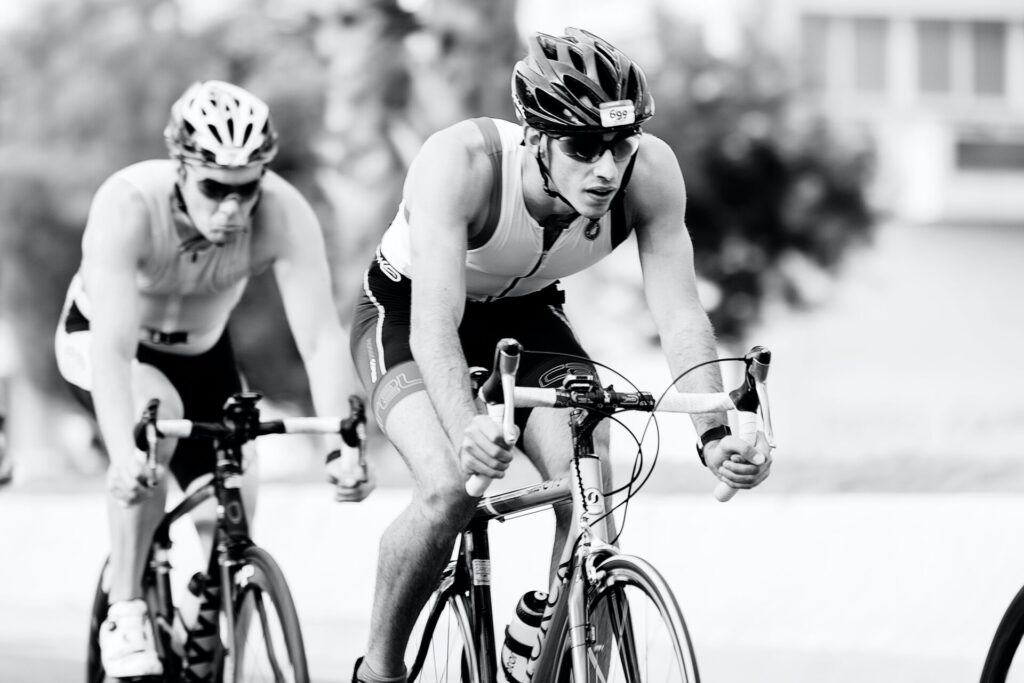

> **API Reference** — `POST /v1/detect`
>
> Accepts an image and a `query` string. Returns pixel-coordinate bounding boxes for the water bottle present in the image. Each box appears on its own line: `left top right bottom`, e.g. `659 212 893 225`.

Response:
501 591 547 683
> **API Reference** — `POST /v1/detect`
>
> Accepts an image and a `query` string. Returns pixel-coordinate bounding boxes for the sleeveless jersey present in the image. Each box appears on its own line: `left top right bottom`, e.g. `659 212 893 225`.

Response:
377 118 634 302
61 159 252 355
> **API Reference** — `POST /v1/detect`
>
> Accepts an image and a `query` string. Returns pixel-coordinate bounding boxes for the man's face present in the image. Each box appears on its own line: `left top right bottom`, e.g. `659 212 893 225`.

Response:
539 129 641 219
180 163 263 244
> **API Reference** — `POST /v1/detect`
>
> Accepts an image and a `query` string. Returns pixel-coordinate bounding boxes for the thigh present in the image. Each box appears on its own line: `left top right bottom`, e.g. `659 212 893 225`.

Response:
137 333 243 488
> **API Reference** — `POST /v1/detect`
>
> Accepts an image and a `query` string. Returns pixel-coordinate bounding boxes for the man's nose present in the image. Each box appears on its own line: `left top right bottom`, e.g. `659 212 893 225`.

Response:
592 149 619 180
218 195 242 213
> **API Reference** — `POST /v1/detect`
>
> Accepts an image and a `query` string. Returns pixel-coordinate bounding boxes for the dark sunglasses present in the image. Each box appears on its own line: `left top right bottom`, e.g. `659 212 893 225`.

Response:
550 131 642 164
195 177 262 202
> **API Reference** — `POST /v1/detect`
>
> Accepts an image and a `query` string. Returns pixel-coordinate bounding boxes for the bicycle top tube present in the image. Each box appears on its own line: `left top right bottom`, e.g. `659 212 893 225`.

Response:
473 477 571 521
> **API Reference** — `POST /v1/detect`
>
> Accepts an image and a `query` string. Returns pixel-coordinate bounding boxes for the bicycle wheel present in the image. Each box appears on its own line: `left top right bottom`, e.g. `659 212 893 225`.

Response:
85 558 183 683
981 583 1024 682
554 555 699 683
224 545 308 683
407 587 479 683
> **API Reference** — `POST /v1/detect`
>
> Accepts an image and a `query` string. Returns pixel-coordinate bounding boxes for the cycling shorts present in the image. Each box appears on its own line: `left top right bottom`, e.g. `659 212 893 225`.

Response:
56 301 243 488
350 251 596 432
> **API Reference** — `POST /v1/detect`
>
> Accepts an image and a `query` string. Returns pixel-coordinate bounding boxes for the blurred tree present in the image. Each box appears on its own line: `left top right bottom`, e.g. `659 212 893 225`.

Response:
644 11 875 341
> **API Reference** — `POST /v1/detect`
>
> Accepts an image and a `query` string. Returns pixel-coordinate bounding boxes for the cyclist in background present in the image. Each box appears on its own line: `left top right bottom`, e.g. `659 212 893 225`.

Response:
54 80 373 679
348 27 772 683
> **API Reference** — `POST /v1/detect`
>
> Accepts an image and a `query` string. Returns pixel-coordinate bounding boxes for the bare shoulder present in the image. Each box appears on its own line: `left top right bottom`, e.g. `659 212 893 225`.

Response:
626 133 687 227
405 119 494 220
82 172 152 263
251 170 321 250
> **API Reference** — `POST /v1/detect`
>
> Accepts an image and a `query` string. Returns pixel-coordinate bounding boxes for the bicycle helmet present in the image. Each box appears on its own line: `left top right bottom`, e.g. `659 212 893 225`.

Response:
512 27 654 135
164 80 278 168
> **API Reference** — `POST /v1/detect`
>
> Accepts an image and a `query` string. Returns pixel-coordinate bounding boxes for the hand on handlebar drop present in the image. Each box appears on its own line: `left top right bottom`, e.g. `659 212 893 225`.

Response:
326 445 376 503
460 414 515 481
107 451 165 506
704 433 772 490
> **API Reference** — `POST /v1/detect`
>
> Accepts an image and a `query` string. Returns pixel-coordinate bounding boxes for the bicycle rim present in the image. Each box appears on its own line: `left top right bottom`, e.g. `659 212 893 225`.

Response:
556 555 699 683
408 590 479 683
226 545 309 683
982 583 1024 682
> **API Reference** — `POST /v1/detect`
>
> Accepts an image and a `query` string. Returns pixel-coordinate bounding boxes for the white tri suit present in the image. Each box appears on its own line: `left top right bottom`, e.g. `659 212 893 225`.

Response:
54 159 255 486
350 117 638 431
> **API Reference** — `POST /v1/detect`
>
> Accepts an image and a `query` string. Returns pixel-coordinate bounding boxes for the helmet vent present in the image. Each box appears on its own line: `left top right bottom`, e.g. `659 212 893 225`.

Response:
207 124 223 144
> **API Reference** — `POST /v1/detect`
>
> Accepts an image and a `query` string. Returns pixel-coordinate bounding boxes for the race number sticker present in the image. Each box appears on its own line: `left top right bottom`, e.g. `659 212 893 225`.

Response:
600 100 635 128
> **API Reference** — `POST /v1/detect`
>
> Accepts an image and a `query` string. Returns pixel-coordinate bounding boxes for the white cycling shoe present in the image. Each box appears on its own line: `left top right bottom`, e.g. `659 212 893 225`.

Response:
100 599 164 679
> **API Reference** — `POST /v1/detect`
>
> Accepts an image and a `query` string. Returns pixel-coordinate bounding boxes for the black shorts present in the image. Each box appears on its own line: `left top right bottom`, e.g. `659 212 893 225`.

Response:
63 320 243 488
351 253 596 431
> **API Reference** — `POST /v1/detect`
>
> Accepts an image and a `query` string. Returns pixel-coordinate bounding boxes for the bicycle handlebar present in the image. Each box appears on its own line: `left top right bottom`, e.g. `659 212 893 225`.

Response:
465 340 775 502
133 393 368 485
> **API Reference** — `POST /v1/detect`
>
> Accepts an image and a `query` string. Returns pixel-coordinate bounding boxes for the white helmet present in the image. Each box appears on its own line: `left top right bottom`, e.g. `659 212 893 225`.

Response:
164 80 278 168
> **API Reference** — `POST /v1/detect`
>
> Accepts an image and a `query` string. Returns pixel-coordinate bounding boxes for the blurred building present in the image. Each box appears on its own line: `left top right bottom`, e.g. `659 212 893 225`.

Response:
768 0 1024 224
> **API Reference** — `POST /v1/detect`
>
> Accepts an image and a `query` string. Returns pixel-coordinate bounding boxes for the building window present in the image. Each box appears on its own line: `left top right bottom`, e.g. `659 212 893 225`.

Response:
801 15 829 92
852 18 888 93
971 22 1006 96
956 141 1024 170
917 20 952 94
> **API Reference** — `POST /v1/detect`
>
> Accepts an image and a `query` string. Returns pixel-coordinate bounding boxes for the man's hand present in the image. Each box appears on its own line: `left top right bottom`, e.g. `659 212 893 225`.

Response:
460 414 514 480
326 446 375 502
107 452 162 506
703 432 772 490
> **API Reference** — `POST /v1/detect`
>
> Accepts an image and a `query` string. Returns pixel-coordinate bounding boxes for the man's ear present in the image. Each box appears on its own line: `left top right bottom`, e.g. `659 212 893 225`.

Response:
523 126 543 150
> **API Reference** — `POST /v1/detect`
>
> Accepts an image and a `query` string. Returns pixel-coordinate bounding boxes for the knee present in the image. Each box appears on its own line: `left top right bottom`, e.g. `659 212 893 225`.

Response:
414 480 476 532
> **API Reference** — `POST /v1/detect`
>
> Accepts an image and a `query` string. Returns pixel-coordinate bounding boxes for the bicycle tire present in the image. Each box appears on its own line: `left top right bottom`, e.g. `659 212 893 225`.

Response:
407 588 480 683
223 544 308 683
85 558 184 683
553 554 699 683
981 582 1024 682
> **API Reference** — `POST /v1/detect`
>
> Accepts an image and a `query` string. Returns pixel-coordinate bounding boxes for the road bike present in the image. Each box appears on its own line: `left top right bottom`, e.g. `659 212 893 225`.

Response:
85 391 367 683
980 578 1024 681
406 339 774 683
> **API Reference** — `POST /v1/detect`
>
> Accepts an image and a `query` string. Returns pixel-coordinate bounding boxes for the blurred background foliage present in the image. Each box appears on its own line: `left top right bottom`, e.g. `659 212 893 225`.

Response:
0 0 873 414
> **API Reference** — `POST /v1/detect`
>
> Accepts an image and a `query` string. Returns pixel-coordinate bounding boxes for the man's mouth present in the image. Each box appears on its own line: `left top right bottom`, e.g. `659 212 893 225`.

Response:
585 186 616 199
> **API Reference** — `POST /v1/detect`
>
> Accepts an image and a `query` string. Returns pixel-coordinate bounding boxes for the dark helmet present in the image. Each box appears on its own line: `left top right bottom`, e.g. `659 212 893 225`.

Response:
164 81 278 168
512 27 655 135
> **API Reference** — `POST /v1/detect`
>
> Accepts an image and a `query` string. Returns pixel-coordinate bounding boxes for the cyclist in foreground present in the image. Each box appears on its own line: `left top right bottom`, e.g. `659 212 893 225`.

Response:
348 27 773 683
54 80 373 680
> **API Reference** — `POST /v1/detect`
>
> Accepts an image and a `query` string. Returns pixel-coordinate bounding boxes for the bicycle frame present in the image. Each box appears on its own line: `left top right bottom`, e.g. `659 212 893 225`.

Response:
412 404 621 683
145 419 258 668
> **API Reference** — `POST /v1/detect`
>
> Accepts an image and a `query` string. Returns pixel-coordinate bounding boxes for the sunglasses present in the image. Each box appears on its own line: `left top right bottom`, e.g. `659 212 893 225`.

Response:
549 131 642 164
195 177 262 202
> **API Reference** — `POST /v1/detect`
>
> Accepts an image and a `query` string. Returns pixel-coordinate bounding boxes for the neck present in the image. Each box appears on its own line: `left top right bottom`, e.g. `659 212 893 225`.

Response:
521 149 577 225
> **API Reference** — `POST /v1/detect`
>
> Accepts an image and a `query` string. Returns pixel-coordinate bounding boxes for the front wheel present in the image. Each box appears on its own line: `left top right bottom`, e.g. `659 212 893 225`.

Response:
223 545 308 683
407 583 479 683
555 554 699 683
981 583 1024 682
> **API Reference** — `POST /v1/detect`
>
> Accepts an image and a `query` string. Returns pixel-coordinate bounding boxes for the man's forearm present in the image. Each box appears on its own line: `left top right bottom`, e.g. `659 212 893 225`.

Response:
91 351 139 465
660 313 727 436
410 324 478 448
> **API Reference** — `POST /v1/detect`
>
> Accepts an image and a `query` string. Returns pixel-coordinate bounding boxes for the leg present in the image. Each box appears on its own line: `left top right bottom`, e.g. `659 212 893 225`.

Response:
106 363 183 604
363 391 478 679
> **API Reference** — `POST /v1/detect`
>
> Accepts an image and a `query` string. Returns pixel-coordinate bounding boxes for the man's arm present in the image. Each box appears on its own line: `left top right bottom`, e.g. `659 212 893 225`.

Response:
632 136 770 488
267 176 373 500
405 123 511 479
80 178 151 503
268 176 351 421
